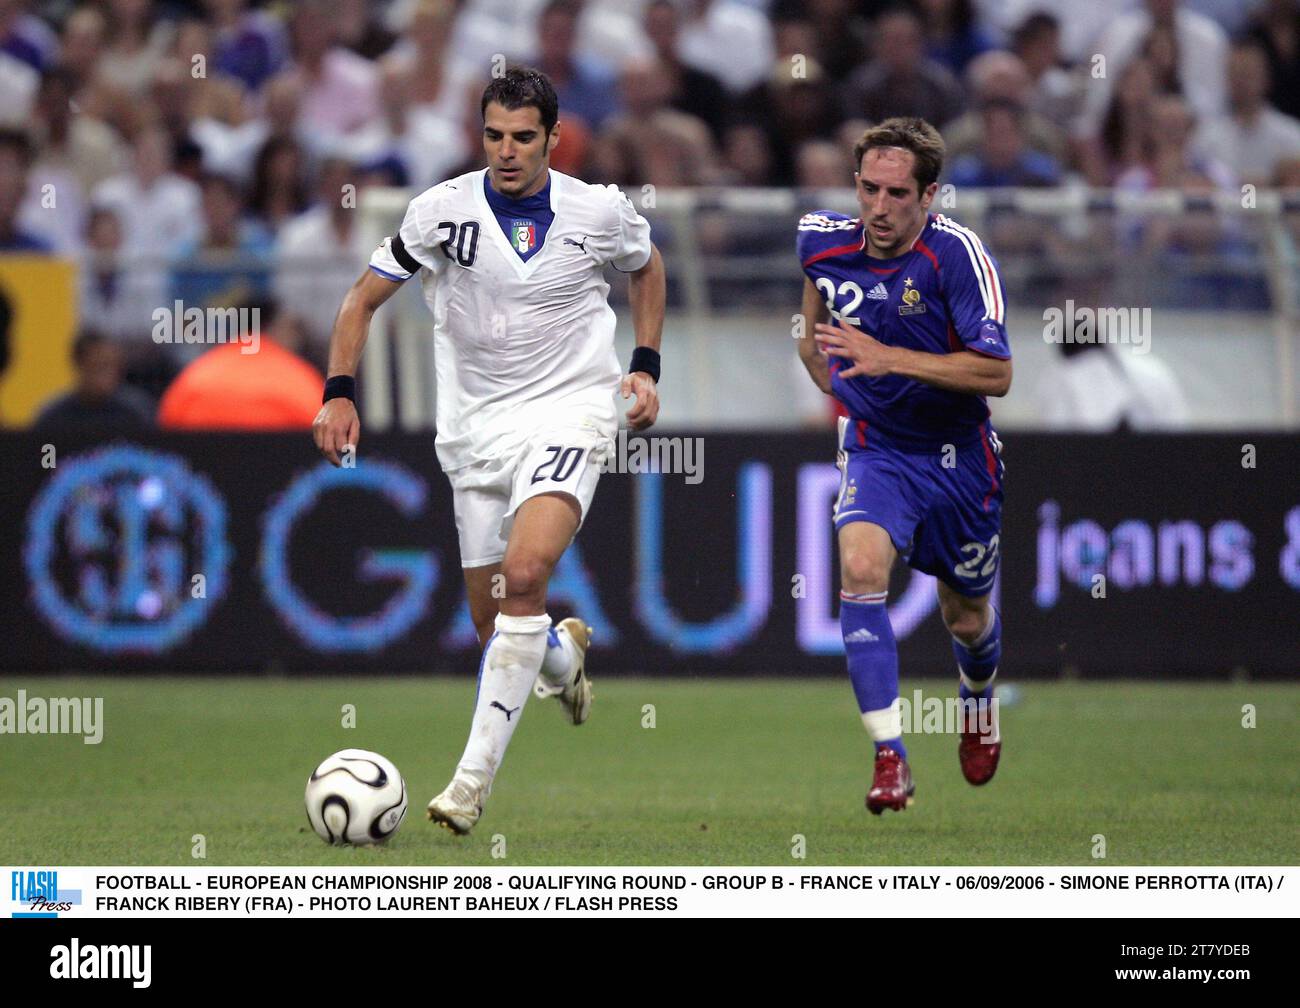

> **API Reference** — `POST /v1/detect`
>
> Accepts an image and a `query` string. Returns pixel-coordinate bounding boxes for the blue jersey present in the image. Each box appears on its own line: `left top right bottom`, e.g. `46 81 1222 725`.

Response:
797 211 1011 451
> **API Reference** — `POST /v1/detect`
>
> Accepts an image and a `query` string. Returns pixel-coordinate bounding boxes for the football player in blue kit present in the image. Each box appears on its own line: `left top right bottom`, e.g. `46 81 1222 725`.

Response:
795 118 1012 814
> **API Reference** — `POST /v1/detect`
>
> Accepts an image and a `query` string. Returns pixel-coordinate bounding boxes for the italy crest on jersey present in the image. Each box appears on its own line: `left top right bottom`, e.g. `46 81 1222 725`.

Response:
511 219 536 254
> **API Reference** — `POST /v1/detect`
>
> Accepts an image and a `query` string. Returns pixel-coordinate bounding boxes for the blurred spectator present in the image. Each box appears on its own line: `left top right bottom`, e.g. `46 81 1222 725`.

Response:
382 0 477 122
206 0 289 92
795 138 850 190
918 0 997 76
78 204 166 345
836 117 872 166
1078 0 1228 141
533 0 620 132
171 173 273 323
977 0 1125 66
1010 11 1079 133
337 0 398 61
0 0 57 72
273 157 363 352
1246 0 1300 121
677 0 776 96
558 0 654 70
1034 341 1191 431
643 0 731 143
943 51 1068 167
193 71 311 184
839 7 966 128
588 58 719 187
947 99 1062 187
287 0 380 140
149 51 243 167
33 330 154 432
157 301 324 430
340 59 468 191
0 128 51 252
1075 55 1158 185
58 5 109 95
1140 21 1182 95
0 0 57 124
31 67 127 197
747 57 841 186
98 0 176 98
91 124 202 256
1116 94 1237 277
721 123 774 186
1117 93 1232 193
769 0 871 82
1196 40 1300 189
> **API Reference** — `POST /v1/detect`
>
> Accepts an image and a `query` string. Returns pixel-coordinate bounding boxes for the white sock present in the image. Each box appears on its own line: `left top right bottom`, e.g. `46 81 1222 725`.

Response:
538 622 576 687
457 612 551 779
861 698 903 742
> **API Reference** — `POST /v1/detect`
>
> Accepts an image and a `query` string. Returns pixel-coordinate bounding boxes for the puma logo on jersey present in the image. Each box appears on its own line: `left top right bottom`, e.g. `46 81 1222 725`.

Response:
490 701 521 720
563 236 590 252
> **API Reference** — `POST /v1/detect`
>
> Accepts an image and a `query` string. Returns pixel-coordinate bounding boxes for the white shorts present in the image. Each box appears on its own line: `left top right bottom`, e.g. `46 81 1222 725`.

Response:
447 420 614 568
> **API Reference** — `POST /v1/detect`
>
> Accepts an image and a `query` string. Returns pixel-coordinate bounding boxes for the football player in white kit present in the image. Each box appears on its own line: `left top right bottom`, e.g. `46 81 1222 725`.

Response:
312 67 666 835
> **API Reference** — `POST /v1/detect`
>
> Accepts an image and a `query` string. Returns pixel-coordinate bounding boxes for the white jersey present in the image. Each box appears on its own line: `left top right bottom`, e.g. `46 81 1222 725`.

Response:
369 168 652 471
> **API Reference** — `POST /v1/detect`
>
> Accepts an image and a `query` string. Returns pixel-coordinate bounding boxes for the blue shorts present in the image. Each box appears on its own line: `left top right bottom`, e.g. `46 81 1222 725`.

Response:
833 416 1005 597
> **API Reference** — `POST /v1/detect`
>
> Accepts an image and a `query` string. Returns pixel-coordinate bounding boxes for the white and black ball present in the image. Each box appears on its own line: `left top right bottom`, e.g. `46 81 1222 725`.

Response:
305 749 407 845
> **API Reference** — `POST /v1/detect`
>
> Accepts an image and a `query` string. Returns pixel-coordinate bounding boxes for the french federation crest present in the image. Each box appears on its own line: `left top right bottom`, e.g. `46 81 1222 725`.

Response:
511 219 537 254
899 276 927 316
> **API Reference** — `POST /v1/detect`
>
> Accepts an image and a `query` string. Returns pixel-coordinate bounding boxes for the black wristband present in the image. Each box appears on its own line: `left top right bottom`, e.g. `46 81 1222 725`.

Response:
629 346 661 383
323 375 356 404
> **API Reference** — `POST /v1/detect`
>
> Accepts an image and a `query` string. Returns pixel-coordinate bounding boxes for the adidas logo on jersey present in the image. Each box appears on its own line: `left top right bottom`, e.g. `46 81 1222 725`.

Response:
867 282 888 300
844 628 880 644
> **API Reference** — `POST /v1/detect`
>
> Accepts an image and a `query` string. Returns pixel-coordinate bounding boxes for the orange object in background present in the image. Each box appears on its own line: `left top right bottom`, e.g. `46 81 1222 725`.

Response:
157 338 324 430
548 116 590 176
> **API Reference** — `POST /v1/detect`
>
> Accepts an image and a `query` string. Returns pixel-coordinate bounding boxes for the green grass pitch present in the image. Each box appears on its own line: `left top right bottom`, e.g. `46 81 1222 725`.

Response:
1 677 1295 866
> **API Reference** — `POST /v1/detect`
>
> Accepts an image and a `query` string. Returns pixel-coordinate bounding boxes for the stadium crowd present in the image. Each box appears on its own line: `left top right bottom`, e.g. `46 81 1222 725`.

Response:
1 0 1298 427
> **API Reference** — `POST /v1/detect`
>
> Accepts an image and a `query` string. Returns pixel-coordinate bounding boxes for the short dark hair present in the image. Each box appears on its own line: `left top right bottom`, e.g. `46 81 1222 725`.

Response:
480 66 559 134
853 117 946 192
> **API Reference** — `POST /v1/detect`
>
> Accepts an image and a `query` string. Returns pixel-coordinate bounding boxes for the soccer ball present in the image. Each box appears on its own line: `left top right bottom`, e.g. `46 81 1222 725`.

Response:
305 749 407 845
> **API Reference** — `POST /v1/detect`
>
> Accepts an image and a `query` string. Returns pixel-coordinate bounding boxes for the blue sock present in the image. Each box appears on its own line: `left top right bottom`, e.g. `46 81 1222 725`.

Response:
841 590 905 760
954 606 1000 702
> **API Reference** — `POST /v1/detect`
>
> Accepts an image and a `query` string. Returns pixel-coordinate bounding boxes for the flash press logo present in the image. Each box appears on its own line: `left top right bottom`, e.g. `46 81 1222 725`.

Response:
10 870 80 917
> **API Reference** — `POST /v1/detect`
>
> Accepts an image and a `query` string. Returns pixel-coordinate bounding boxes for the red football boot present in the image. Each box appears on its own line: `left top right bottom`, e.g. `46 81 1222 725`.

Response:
866 746 915 815
958 694 1001 785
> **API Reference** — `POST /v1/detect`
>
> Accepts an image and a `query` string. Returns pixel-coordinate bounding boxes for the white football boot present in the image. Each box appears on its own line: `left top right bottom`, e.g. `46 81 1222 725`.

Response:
426 767 491 835
532 617 593 725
